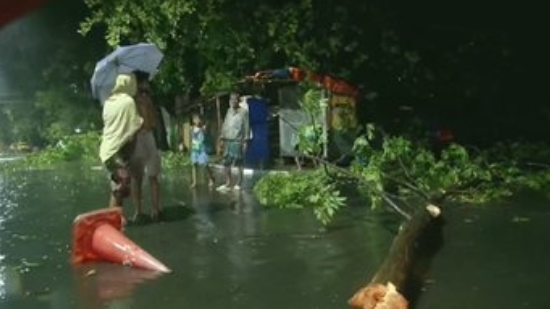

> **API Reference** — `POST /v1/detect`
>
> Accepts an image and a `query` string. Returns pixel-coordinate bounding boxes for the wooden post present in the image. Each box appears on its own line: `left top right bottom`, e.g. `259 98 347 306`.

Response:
216 95 222 156
320 92 329 159
174 94 183 152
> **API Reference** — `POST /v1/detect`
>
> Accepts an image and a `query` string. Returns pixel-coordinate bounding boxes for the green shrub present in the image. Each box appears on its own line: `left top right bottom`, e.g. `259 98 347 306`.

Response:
254 169 346 225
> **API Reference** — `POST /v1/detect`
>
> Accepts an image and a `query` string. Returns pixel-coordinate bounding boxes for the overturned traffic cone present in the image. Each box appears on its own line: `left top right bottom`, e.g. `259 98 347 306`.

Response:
71 207 170 273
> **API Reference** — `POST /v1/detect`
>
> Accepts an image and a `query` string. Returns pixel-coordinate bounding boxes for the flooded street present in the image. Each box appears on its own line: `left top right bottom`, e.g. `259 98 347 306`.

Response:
419 193 550 309
1 164 549 308
0 165 395 309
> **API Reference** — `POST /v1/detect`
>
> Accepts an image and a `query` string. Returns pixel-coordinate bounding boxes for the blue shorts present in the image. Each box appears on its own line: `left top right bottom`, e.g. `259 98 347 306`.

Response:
191 150 209 165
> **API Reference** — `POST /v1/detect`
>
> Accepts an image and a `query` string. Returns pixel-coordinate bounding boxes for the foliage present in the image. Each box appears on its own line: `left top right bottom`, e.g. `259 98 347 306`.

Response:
254 124 550 225
293 88 326 156
0 87 101 149
80 0 267 97
295 125 324 156
351 125 550 208
254 169 346 225
0 0 104 147
0 132 102 172
36 88 102 143
484 142 550 167
0 132 192 173
161 151 191 170
299 87 324 115
77 0 432 104
480 142 550 191
0 105 42 146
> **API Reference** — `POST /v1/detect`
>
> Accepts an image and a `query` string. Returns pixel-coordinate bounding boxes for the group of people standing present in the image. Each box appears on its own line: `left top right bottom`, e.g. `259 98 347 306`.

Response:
186 92 251 192
98 72 250 224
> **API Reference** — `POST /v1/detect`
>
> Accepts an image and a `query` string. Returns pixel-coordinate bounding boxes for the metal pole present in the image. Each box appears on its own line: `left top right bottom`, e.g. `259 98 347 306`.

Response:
320 92 329 159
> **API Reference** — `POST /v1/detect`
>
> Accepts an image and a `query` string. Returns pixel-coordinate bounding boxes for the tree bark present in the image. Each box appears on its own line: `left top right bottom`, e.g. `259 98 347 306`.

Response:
349 204 443 309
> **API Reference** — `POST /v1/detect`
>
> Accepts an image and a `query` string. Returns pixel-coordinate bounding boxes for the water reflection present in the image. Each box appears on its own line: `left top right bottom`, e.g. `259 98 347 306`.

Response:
0 173 22 302
73 264 163 307
225 190 259 287
0 265 23 300
190 187 218 242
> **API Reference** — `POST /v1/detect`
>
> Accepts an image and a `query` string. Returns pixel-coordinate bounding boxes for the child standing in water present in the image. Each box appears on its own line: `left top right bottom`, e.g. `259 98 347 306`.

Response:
190 114 215 188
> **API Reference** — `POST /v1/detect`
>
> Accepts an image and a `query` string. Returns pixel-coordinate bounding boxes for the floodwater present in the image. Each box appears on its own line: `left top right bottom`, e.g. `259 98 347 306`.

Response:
418 193 550 309
0 162 549 309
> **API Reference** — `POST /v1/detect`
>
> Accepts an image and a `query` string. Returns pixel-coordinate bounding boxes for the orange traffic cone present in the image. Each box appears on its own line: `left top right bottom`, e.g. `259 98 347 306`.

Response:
71 207 170 273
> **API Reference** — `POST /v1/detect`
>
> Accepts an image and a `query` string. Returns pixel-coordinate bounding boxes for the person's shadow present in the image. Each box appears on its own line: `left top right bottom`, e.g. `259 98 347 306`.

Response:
126 198 194 227
158 203 194 223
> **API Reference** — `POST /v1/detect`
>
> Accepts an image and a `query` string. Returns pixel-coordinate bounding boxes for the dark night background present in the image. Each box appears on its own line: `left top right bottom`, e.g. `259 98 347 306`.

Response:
349 1 548 148
389 1 549 145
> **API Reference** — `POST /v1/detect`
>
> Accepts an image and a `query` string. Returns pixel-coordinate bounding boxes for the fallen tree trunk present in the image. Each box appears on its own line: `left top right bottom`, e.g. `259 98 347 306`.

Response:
349 204 443 309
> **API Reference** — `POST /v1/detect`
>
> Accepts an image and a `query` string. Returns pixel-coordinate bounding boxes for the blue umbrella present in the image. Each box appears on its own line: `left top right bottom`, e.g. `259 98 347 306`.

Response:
91 43 163 105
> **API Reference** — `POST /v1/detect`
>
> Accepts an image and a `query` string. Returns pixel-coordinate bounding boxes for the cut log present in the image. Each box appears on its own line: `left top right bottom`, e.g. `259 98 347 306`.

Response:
349 204 443 309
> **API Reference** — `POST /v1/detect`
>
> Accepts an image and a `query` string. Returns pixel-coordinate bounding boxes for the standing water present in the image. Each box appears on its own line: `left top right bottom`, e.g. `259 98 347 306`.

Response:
0 162 549 308
0 164 395 309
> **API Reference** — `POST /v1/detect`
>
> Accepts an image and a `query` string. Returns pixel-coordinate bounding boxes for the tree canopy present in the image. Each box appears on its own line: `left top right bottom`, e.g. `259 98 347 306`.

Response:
79 0 548 145
79 1 424 98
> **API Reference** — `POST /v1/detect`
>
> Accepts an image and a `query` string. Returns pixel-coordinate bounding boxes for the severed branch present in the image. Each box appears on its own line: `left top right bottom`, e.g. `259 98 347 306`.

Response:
349 204 443 309
307 155 412 220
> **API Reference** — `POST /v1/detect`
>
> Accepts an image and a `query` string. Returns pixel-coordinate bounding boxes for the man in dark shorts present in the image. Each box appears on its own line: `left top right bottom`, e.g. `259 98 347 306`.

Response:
99 73 143 207
216 92 250 192
129 72 163 222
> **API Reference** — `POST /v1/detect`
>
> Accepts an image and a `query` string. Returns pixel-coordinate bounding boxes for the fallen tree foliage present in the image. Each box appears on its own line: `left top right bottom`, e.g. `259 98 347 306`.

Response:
254 123 550 308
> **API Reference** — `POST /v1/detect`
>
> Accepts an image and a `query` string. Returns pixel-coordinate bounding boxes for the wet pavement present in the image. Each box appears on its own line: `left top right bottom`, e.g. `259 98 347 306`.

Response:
1 163 549 308
0 165 395 309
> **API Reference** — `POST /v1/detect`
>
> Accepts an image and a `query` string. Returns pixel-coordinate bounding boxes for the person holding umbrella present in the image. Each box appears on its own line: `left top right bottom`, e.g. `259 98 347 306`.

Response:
128 71 163 223
91 43 164 218
99 73 143 210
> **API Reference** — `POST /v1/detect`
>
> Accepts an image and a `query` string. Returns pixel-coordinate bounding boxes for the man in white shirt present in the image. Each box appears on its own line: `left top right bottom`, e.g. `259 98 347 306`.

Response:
217 92 250 191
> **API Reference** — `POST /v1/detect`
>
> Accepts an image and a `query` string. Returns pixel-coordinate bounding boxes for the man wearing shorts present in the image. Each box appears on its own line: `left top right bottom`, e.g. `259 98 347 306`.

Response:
99 73 143 209
217 92 250 192
129 71 162 222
